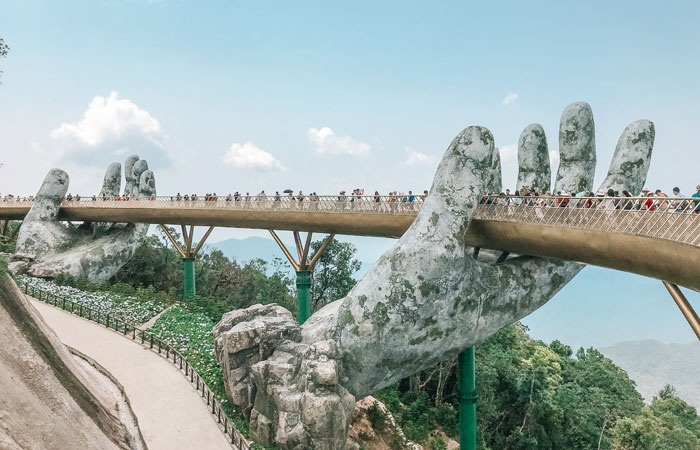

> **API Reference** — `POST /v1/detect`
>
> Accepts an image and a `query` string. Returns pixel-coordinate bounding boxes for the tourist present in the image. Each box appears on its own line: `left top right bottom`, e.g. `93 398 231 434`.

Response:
374 191 380 202
421 190 428 201
693 185 700 213
655 189 669 211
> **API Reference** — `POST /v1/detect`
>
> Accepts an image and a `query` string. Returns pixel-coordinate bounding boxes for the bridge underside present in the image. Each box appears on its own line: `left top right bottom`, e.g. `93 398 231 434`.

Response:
1 205 699 292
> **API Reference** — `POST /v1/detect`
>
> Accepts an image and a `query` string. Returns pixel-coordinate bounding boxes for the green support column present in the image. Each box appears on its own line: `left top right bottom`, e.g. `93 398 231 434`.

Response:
182 257 196 298
296 270 312 324
458 346 477 449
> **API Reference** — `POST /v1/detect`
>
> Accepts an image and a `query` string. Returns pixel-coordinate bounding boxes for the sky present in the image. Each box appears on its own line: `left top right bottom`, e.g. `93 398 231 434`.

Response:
1 1 699 344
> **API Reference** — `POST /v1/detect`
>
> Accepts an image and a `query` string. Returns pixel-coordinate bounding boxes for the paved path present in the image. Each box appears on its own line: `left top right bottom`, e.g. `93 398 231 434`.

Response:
30 299 232 450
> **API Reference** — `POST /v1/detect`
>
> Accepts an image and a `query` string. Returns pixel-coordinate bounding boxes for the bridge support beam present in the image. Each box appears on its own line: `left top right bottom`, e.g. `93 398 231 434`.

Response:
159 224 215 298
458 347 477 450
269 230 335 324
663 281 700 341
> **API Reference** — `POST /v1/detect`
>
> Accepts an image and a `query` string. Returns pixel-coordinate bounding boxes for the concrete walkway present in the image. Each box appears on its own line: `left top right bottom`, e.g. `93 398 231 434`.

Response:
30 299 232 450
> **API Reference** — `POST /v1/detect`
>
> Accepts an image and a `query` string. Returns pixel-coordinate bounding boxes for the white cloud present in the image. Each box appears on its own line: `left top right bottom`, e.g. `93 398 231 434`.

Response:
549 150 560 167
49 92 169 167
403 147 435 166
501 92 519 105
308 127 370 157
51 91 163 148
498 144 517 162
222 142 287 171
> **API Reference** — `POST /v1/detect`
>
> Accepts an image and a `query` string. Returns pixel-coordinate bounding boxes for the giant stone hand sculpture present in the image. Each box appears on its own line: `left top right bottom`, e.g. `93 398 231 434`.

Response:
10 156 155 281
214 102 655 450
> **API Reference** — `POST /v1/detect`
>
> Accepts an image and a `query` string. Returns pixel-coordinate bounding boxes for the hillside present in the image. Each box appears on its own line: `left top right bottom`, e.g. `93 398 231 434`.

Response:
601 340 700 409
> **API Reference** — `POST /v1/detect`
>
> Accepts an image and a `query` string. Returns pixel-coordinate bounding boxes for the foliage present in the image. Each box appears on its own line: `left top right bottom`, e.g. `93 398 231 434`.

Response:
0 220 20 253
310 238 361 311
429 436 447 450
375 323 671 449
0 254 7 275
113 228 296 321
365 401 387 430
20 275 167 323
611 396 700 450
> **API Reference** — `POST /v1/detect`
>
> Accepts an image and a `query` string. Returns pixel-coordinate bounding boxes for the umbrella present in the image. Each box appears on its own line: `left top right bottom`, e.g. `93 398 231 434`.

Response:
283 189 294 194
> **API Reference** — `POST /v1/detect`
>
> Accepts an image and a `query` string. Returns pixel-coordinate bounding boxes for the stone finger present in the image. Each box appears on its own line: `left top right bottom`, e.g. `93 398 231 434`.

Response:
138 170 156 198
486 145 502 194
553 102 596 194
123 155 140 196
598 120 655 195
516 123 551 194
99 163 121 199
27 169 69 221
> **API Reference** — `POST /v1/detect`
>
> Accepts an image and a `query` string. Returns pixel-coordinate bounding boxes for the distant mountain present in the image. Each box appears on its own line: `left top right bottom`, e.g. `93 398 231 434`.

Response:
599 340 700 409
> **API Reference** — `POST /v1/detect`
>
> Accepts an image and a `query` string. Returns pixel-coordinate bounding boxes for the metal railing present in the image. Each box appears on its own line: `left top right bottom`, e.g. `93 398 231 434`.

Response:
474 195 700 247
20 281 252 450
3 193 699 245
0 194 425 215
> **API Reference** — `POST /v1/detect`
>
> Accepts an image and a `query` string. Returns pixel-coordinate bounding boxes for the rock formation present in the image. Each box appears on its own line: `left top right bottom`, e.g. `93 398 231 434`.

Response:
214 102 656 449
0 272 140 449
10 155 155 281
516 123 550 194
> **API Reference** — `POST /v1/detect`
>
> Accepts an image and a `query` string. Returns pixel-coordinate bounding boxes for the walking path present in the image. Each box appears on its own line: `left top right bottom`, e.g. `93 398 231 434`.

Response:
30 298 232 450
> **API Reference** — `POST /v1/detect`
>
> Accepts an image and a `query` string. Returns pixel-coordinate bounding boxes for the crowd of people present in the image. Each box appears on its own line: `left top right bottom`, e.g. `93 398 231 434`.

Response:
2 185 699 214
481 185 700 213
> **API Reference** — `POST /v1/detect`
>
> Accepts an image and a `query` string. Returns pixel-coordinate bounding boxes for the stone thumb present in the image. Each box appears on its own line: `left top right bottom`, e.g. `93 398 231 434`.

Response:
25 169 69 222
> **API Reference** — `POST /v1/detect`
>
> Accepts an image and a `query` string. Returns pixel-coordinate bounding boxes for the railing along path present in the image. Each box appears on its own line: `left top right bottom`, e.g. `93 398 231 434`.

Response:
20 281 252 450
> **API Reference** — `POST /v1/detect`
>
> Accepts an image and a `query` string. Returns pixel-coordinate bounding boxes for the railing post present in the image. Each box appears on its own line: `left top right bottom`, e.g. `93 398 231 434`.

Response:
458 347 477 450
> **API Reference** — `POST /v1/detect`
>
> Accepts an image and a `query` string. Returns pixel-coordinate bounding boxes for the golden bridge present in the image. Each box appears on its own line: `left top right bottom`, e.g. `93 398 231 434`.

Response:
1 194 698 338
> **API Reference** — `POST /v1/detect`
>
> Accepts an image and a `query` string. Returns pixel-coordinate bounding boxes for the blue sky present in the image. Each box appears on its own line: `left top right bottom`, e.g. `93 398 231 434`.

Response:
1 1 698 344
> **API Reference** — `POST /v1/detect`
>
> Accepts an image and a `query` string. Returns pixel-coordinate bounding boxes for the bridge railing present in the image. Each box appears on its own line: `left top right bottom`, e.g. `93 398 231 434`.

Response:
474 195 700 247
19 281 252 450
0 194 426 215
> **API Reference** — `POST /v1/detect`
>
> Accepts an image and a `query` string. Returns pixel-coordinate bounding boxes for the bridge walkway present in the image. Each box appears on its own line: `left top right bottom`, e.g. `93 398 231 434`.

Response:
29 298 232 450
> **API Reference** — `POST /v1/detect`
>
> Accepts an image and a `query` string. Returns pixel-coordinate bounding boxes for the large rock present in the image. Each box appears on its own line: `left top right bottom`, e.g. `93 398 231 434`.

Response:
0 273 138 449
11 156 154 281
215 102 655 449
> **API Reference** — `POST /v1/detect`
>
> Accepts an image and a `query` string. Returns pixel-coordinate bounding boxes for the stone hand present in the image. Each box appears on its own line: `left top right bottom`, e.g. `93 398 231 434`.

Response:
11 156 156 281
214 102 655 449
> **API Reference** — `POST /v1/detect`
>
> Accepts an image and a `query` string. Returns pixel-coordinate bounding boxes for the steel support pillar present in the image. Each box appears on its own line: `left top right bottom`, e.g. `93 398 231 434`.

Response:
269 230 336 325
458 347 477 450
183 257 196 298
296 270 312 324
159 224 214 300
663 281 700 341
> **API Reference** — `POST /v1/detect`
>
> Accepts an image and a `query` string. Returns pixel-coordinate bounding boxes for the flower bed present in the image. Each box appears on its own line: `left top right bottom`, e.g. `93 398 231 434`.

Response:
18 275 167 324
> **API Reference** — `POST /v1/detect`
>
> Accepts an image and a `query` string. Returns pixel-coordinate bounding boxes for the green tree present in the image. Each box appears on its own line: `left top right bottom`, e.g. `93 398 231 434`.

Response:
309 238 361 311
612 396 700 450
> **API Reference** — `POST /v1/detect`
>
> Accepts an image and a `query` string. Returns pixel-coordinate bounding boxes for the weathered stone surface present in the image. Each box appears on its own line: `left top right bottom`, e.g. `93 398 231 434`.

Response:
554 102 596 194
0 274 135 449
599 120 655 195
123 155 140 196
517 123 550 194
11 156 154 281
214 102 655 449
99 163 122 198
213 304 301 419
486 145 502 194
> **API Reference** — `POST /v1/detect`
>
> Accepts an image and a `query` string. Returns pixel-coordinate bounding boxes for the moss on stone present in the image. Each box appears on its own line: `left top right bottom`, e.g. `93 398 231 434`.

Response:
418 282 440 297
